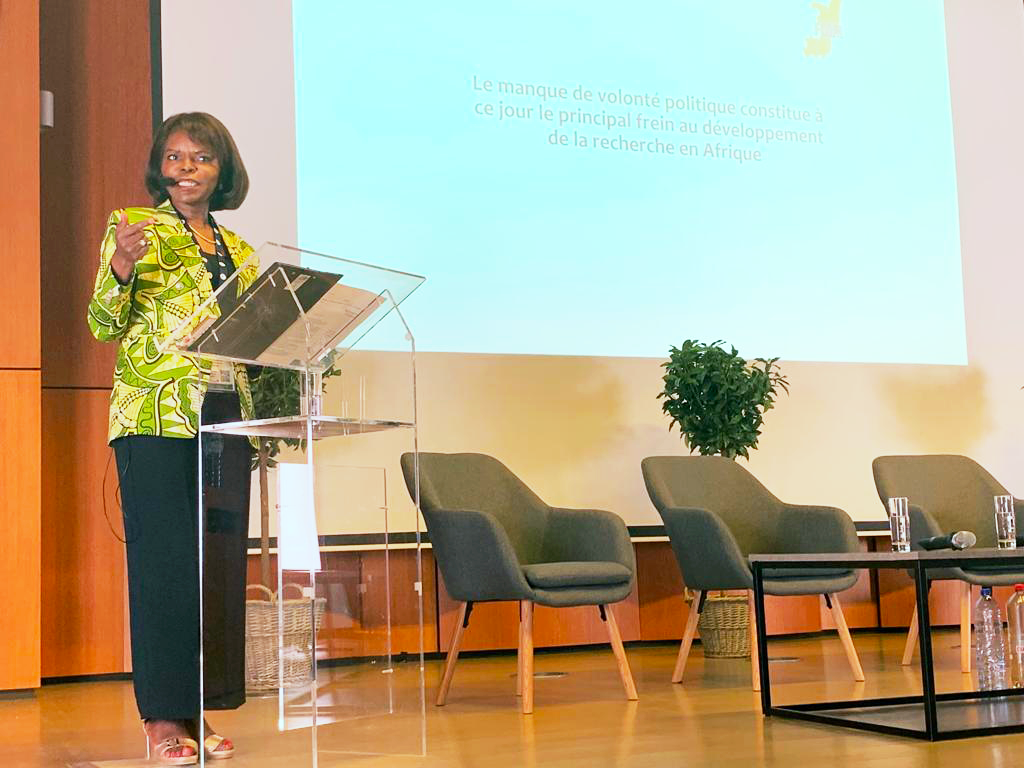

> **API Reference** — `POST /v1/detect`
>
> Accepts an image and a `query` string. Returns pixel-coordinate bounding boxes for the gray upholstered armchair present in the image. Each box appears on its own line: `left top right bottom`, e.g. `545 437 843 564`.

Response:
641 455 865 690
872 455 1024 672
401 452 638 714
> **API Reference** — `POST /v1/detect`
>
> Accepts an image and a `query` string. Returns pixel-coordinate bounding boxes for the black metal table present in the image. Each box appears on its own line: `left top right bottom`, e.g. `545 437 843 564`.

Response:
750 549 1024 740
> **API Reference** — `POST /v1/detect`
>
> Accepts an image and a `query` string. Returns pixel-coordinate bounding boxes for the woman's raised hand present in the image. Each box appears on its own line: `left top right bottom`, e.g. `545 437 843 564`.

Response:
111 212 156 283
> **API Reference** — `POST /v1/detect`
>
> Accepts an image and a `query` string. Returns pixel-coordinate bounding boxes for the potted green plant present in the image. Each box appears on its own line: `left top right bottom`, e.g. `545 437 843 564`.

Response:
657 339 789 657
658 339 789 459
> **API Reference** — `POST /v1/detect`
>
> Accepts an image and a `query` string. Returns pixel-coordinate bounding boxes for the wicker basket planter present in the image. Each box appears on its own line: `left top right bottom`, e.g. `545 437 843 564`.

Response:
245 584 327 692
697 595 750 658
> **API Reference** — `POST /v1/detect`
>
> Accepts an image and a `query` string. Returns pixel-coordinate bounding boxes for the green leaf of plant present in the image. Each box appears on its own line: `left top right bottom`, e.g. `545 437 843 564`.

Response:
657 339 788 459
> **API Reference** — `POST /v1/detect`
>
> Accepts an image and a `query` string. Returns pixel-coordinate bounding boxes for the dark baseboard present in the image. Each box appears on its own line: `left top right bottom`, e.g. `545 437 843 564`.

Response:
42 672 133 686
0 687 36 699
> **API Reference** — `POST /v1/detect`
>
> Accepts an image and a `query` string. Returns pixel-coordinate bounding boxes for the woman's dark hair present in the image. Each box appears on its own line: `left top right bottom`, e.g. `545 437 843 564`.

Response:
145 112 249 211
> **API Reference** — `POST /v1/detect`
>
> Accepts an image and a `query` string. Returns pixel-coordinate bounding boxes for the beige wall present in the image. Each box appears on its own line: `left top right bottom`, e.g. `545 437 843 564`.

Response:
161 0 298 251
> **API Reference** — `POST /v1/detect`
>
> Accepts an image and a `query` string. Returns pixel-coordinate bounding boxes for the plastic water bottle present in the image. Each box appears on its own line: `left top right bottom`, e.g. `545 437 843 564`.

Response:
975 586 1008 691
1006 584 1024 688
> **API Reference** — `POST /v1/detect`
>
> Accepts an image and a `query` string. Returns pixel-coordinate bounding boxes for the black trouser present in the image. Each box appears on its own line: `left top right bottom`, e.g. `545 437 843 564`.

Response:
113 392 252 720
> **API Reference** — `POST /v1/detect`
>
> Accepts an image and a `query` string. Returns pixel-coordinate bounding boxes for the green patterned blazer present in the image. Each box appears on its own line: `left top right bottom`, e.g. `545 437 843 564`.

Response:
88 201 258 443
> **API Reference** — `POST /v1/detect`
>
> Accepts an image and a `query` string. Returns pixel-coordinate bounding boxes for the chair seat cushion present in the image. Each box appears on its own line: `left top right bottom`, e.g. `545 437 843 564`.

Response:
522 561 632 589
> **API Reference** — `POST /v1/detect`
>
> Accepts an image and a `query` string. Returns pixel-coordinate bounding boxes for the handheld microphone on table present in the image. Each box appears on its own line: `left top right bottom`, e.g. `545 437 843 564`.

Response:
917 531 977 551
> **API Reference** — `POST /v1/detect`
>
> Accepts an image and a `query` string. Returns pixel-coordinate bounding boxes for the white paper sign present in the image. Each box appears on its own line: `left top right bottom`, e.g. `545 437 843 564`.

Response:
278 463 322 571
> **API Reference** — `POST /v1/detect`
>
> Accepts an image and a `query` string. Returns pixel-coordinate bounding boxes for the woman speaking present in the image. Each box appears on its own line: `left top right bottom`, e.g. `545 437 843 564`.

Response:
88 112 257 765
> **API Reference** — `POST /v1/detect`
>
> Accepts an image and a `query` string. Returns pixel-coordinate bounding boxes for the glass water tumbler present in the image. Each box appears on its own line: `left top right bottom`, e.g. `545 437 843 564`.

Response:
995 495 1017 549
888 497 910 553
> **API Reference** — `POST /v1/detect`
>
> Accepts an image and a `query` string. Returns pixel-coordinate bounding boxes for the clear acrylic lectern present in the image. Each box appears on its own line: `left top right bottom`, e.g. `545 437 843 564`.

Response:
159 243 426 767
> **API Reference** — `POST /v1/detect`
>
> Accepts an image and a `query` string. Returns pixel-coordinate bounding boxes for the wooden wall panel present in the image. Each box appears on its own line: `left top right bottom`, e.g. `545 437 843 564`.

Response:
0 372 42 689
38 0 154 680
763 595 822 635
40 389 127 677
40 0 152 388
879 570 969 628
355 549 438 656
536 592 640 647
437 597 519 653
0 0 42 692
636 542 688 641
246 549 437 660
0 0 41 369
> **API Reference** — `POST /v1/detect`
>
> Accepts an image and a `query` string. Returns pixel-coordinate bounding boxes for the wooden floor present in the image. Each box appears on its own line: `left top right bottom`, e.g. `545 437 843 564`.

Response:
6 631 1024 767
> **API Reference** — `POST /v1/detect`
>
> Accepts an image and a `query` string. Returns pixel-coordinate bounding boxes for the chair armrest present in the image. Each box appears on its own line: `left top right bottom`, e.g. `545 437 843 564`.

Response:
422 508 532 602
544 508 636 573
658 506 751 590
777 505 859 554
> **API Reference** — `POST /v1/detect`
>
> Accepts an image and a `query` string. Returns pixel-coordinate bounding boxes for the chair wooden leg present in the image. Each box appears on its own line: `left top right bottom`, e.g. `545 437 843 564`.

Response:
602 605 638 700
437 601 469 706
672 590 703 684
516 600 524 696
961 582 972 674
748 591 760 692
902 605 918 666
520 600 534 714
827 593 865 681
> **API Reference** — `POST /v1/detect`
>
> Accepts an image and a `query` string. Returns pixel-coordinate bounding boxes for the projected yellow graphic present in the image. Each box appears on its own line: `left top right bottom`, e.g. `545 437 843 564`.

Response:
805 0 841 57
